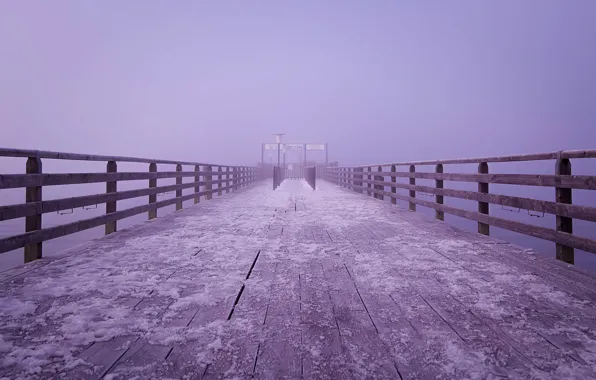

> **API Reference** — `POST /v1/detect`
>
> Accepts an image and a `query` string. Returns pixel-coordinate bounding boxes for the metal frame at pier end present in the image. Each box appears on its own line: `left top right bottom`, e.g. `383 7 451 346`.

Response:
322 149 596 265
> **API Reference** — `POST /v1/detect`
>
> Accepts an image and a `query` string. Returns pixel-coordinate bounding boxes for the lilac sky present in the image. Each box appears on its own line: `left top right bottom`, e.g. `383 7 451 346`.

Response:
1 1 595 165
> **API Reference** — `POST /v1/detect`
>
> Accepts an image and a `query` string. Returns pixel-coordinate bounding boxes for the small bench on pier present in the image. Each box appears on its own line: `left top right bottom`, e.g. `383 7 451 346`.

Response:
1 148 596 379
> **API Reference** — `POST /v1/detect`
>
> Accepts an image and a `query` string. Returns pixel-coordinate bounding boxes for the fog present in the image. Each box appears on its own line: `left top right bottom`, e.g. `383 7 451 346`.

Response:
1 1 595 270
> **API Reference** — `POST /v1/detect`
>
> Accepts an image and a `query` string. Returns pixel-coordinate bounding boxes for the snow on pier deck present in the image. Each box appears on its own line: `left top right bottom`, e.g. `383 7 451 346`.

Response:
2 180 596 379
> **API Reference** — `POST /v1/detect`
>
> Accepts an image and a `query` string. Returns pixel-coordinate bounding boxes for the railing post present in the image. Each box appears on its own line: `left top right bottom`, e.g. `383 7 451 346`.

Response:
24 157 42 263
435 164 444 221
409 165 416 211
377 166 383 200
367 167 372 196
348 168 352 190
105 160 117 234
205 165 213 200
218 166 223 196
234 167 238 190
478 162 489 235
344 168 348 188
556 157 573 263
149 163 157 220
176 164 183 211
194 165 200 204
390 165 396 205
226 167 231 193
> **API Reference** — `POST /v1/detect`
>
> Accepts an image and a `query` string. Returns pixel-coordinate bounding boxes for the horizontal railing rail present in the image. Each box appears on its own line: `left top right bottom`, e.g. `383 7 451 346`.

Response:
350 149 596 167
0 148 261 261
322 149 596 265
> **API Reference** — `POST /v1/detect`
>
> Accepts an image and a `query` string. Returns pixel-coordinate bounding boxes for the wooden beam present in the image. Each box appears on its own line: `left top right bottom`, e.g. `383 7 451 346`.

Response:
377 166 383 201
0 171 221 189
478 162 489 236
390 165 397 205
367 167 372 197
194 165 201 204
105 161 117 235
349 149 596 167
0 147 221 166
148 163 157 220
205 166 213 200
24 157 42 263
218 167 223 196
352 177 596 223
556 157 573 264
409 165 416 212
176 164 183 211
344 171 596 190
349 184 596 255
435 164 444 221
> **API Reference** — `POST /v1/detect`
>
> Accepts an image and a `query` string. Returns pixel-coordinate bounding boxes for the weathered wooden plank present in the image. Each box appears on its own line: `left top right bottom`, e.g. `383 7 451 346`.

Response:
354 172 596 190
556 157 574 264
201 251 274 379
300 259 350 380
0 147 219 166
105 160 118 235
24 157 42 262
0 172 251 189
253 254 302 379
349 149 596 167
353 178 596 222
322 259 400 378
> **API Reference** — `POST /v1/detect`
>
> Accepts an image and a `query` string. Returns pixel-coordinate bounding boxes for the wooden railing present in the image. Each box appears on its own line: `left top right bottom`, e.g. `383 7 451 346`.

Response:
0 148 259 262
322 149 596 264
272 167 284 190
305 167 316 190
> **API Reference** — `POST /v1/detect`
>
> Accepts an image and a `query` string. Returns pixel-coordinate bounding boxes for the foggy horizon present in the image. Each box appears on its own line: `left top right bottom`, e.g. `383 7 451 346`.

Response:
2 1 595 167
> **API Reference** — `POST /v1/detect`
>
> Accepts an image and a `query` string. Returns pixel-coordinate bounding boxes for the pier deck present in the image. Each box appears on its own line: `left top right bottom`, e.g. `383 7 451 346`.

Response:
2 180 596 379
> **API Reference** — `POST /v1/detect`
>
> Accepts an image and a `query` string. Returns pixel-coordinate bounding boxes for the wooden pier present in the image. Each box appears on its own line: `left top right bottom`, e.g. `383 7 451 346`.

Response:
1 148 596 379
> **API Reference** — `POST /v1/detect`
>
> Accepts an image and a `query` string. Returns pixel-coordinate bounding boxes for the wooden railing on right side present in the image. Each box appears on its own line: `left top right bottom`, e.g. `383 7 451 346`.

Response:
0 148 260 262
323 150 596 264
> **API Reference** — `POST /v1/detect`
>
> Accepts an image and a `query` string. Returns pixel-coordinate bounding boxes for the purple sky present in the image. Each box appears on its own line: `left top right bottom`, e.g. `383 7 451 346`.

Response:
1 1 595 165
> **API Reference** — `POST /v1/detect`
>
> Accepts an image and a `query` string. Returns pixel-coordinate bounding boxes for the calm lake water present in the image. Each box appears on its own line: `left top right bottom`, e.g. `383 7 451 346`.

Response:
2 159 595 273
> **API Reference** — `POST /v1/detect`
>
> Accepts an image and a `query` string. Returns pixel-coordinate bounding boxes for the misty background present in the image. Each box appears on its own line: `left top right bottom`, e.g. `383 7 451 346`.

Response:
1 1 595 271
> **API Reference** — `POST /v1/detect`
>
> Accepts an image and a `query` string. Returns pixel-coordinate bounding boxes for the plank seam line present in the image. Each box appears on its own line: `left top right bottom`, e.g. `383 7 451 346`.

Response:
227 284 245 320
393 361 404 380
465 308 539 370
200 363 210 380
246 250 261 280
534 331 583 364
416 293 465 342
164 346 174 361
344 264 380 334
251 343 261 376
388 294 423 337
99 337 141 379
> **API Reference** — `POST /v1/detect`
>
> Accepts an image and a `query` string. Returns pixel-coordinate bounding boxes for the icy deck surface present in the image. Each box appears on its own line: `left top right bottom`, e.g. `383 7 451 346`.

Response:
2 180 596 379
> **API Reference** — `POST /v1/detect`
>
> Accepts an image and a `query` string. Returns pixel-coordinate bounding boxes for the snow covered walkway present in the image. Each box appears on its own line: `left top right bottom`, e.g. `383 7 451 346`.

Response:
2 179 596 379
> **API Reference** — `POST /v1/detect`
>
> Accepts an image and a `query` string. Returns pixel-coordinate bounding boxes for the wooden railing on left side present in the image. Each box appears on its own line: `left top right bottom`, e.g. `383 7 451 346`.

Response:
0 148 260 262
